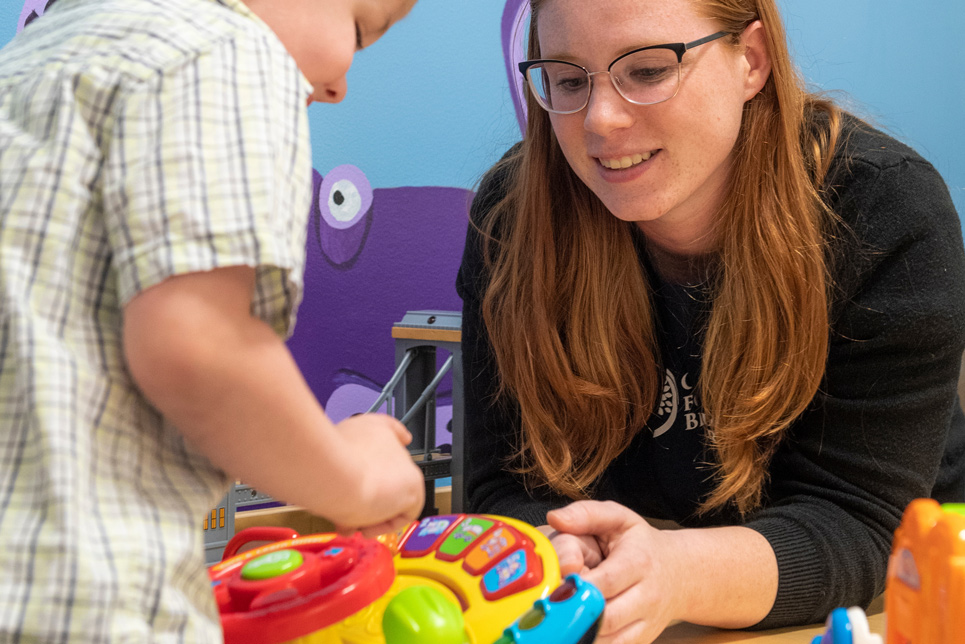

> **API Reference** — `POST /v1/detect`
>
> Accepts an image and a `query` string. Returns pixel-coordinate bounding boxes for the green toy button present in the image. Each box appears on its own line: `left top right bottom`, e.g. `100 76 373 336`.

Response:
241 549 304 581
439 517 495 557
382 585 466 644
941 503 965 517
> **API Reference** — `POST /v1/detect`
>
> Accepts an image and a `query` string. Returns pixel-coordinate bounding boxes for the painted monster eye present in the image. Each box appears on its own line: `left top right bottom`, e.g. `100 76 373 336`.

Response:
329 180 363 224
318 164 372 230
312 164 374 268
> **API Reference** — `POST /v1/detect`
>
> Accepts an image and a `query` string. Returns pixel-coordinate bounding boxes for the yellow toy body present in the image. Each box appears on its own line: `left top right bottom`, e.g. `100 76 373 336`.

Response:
210 514 562 644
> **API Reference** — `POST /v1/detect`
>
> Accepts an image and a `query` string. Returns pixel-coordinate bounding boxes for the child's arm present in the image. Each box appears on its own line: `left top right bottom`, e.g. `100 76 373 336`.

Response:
122 265 425 536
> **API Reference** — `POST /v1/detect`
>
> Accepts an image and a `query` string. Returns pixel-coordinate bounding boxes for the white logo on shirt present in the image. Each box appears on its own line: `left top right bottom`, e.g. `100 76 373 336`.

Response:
651 369 706 437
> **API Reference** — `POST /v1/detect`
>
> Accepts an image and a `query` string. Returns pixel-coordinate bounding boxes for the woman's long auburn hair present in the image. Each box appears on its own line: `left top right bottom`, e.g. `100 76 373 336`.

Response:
479 0 842 515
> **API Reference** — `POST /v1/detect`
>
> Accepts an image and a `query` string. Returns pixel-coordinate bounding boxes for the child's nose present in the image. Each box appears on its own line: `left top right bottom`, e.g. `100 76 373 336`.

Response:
316 77 348 104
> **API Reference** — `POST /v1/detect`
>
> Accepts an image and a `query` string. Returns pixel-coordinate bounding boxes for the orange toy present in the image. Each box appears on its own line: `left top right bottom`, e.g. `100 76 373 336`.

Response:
885 499 965 643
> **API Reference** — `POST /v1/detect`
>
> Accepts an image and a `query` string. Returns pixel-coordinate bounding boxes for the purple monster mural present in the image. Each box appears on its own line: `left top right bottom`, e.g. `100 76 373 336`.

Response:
286 165 473 445
287 0 535 443
17 0 57 33
502 0 531 136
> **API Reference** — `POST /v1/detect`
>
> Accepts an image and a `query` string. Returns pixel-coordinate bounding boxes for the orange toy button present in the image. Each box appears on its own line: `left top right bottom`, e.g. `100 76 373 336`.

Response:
463 526 517 574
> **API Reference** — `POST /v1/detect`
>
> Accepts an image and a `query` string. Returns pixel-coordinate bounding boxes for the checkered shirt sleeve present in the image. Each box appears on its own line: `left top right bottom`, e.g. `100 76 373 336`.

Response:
104 27 312 336
0 0 313 640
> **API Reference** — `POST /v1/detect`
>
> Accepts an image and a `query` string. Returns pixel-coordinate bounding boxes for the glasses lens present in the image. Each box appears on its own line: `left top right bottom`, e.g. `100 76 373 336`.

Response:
525 61 589 113
611 48 680 105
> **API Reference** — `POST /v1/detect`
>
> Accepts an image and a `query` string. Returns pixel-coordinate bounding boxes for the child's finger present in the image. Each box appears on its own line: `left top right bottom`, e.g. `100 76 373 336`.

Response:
333 524 359 538
383 416 412 444
357 517 404 539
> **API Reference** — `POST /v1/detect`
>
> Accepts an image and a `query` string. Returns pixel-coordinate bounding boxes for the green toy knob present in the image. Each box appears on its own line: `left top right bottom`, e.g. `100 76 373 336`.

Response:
382 585 466 644
240 549 303 581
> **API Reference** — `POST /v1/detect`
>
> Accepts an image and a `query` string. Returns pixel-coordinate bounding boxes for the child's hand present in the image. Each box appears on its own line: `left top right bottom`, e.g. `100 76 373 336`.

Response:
329 413 425 538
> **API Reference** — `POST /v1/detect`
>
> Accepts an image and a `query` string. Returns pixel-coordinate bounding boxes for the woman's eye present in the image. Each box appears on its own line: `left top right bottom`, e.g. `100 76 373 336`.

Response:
555 75 588 92
627 64 674 84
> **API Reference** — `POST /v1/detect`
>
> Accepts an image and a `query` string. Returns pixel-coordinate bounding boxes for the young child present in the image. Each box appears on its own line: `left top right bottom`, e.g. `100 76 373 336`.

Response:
0 0 422 641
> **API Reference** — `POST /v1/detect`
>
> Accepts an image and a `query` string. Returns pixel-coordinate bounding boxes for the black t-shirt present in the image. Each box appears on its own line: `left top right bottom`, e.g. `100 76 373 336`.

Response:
456 113 965 627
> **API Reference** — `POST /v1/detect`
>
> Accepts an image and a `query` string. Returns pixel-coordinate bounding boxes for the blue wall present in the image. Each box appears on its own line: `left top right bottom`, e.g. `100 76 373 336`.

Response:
3 1 962 214
1 0 962 427
308 2 520 192
307 0 965 220
780 1 964 219
0 3 17 45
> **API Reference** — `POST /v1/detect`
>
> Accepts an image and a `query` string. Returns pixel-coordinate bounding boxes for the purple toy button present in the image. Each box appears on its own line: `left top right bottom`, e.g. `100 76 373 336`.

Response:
401 515 461 557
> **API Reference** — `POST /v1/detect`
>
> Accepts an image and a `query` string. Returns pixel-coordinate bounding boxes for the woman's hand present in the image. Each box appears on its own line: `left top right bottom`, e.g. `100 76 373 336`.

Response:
546 501 684 644
537 524 605 576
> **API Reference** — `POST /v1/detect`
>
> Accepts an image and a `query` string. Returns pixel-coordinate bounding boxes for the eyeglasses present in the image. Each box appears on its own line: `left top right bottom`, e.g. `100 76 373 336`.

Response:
518 31 730 114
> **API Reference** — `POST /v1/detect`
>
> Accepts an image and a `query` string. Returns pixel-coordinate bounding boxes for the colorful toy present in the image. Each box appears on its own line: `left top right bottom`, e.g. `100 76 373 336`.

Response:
208 513 605 644
885 499 965 643
810 607 881 644
494 574 604 644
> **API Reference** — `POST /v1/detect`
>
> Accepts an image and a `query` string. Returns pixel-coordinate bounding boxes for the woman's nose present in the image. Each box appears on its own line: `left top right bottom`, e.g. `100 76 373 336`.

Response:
582 74 634 135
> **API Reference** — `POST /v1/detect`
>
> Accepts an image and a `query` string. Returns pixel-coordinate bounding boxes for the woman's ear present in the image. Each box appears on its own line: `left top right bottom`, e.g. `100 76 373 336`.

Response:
740 20 772 101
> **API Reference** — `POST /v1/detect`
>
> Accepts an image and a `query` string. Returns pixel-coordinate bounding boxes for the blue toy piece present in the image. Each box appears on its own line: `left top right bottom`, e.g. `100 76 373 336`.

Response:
493 574 605 644
810 607 882 644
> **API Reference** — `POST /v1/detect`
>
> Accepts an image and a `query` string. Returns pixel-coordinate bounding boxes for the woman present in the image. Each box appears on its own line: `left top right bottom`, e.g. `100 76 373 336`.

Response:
456 0 965 641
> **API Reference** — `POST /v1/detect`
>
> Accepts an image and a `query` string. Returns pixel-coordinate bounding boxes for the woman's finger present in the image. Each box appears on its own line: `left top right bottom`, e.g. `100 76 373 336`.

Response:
548 500 638 538
550 532 589 575
595 618 661 644
581 542 656 600
594 578 661 637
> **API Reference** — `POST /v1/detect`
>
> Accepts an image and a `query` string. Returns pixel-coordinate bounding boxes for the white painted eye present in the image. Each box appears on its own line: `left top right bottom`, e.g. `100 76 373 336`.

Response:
317 164 372 230
328 179 363 224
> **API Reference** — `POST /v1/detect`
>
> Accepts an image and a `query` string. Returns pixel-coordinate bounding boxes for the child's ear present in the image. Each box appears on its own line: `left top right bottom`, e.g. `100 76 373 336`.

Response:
740 20 772 102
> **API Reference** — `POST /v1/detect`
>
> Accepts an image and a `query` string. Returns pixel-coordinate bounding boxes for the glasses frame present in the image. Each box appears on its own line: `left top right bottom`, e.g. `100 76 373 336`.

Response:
518 31 731 115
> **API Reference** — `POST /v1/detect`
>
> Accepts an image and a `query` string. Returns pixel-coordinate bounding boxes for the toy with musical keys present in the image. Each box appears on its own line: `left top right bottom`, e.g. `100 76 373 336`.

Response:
208 513 605 644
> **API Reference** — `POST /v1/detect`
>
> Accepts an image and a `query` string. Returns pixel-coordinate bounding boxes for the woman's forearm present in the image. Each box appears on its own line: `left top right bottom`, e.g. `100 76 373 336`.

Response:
660 525 778 628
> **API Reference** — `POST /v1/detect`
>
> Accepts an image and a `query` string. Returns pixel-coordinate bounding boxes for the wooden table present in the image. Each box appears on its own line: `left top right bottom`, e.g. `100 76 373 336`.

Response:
655 596 884 642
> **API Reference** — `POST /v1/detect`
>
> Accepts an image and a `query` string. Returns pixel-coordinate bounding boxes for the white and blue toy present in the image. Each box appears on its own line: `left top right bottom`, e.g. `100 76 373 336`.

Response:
810 607 882 644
